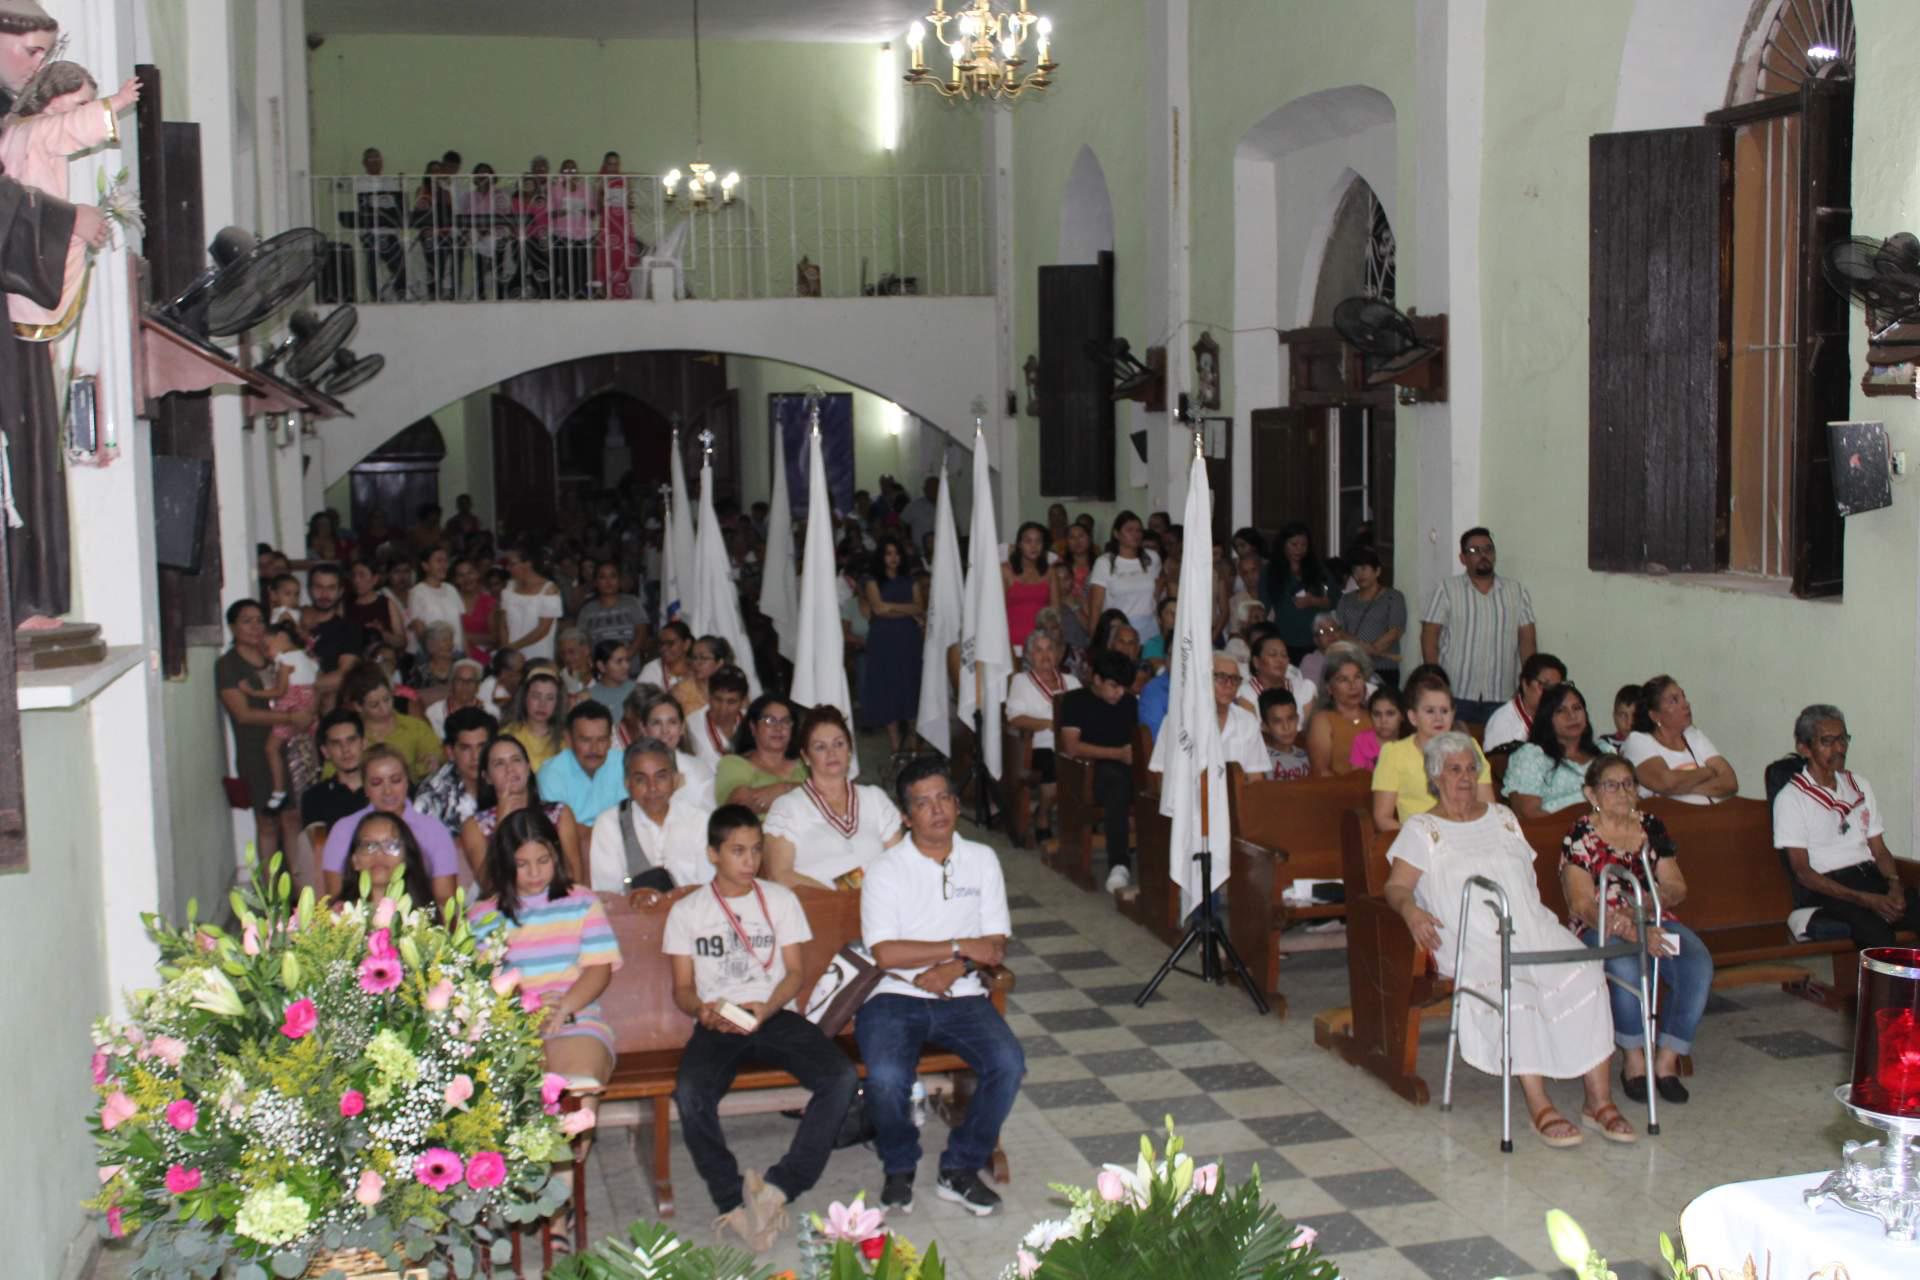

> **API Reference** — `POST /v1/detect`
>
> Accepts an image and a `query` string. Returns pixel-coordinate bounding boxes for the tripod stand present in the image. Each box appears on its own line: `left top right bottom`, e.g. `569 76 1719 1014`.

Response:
1134 783 1268 1014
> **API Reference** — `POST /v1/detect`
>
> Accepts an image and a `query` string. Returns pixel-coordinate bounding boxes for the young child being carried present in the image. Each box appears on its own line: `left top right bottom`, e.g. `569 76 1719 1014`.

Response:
266 573 306 630
237 621 320 810
0 61 140 340
663 805 857 1255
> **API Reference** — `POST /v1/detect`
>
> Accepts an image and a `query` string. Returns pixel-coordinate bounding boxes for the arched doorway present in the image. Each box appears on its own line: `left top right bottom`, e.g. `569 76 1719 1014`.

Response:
555 392 673 510
1059 145 1115 265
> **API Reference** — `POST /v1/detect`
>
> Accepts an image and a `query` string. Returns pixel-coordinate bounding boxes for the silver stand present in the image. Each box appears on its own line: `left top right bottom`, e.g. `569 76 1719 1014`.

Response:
1805 1085 1920 1241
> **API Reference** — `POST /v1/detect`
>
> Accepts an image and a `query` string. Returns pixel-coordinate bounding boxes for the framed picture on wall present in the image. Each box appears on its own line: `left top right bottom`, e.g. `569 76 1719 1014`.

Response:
1193 330 1221 410
769 392 855 519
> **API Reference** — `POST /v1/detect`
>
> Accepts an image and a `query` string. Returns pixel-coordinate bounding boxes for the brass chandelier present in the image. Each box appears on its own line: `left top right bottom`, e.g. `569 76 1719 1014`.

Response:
905 0 1058 102
664 0 738 208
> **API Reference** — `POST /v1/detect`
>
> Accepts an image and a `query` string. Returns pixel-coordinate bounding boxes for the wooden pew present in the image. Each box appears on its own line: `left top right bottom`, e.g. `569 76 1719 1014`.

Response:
1316 798 1920 1104
1225 767 1372 1013
944 643 979 801
1002 717 1038 849
1048 698 1102 890
596 887 1015 1220
1118 725 1182 946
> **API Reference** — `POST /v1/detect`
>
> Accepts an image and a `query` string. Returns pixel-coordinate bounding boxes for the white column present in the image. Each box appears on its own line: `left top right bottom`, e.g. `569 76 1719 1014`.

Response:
1146 0 1192 514
251 0 290 236
990 110 1020 533
274 414 307 551
279 0 313 228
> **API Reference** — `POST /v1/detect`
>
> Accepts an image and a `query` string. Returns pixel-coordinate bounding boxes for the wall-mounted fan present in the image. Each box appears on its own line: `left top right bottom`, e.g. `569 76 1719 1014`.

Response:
1332 297 1441 382
1083 338 1166 407
152 226 325 347
1822 233 1920 339
258 305 358 383
314 347 385 397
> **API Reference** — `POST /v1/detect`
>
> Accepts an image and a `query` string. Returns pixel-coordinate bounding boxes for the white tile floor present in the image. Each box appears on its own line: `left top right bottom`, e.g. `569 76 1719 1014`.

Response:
85 806 1879 1280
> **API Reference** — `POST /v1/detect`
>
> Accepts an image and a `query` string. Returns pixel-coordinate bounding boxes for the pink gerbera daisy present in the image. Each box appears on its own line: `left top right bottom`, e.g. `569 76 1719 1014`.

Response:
358 955 404 994
413 1147 465 1192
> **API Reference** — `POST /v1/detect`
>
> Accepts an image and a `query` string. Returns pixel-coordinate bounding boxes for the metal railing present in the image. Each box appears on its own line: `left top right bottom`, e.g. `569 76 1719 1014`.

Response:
308 172 991 304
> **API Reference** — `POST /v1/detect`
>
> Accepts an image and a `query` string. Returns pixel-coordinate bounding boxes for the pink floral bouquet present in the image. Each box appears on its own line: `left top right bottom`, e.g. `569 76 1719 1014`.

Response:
792 1193 946 1279
85 849 571 1277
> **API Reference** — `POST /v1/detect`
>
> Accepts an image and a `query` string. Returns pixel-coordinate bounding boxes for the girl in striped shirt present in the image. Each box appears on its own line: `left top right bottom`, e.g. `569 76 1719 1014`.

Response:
470 807 623 1092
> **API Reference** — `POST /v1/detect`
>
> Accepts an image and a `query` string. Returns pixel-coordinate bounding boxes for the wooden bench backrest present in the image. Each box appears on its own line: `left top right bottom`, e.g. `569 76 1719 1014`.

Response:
1229 767 1372 859
600 886 861 1056
1132 724 1158 793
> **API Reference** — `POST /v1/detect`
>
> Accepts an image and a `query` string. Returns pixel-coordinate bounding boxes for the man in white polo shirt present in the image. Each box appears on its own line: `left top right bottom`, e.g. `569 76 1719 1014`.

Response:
1774 703 1920 947
857 757 1023 1219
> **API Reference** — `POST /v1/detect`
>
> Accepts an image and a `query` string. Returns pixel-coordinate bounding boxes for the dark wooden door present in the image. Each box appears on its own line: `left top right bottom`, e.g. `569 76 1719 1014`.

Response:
492 394 557 541
349 465 438 540
1037 252 1116 499
1250 407 1327 542
1793 83 1851 598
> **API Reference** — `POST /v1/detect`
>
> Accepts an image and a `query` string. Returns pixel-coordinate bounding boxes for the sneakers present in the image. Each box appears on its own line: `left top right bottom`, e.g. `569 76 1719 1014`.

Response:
743 1170 790 1252
1106 863 1134 894
880 1171 915 1215
936 1167 1001 1216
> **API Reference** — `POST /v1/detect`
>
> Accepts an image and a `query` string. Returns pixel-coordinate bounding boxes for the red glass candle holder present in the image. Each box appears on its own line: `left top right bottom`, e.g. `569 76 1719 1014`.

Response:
1852 947 1920 1119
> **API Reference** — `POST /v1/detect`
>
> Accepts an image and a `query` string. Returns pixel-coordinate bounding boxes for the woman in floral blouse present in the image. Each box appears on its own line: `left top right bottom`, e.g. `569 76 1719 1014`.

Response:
1559 755 1711 1107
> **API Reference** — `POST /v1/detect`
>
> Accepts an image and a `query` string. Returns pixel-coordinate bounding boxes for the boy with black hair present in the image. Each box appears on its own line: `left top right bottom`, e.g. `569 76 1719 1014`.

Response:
1259 687 1310 780
665 805 857 1254
1059 648 1140 893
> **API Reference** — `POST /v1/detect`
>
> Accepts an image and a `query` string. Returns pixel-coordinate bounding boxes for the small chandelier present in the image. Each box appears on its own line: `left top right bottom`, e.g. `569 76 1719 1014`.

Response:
905 0 1058 102
664 0 738 208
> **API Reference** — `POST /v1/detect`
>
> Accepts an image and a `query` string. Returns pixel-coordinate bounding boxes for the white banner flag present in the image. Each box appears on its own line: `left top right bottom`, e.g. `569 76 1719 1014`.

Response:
955 428 1012 780
1149 449 1229 913
689 458 761 696
914 463 964 757
668 432 700 625
790 425 851 721
758 419 799 655
658 487 682 628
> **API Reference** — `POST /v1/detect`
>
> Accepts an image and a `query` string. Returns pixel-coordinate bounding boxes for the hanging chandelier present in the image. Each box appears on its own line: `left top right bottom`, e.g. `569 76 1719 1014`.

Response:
904 0 1058 102
664 0 738 208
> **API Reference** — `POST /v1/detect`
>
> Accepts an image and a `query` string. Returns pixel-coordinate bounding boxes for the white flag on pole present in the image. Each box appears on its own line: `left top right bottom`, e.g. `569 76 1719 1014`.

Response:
689 457 762 696
955 428 1012 780
914 463 964 757
1150 449 1229 914
658 488 682 629
668 432 700 625
789 423 851 721
757 419 799 656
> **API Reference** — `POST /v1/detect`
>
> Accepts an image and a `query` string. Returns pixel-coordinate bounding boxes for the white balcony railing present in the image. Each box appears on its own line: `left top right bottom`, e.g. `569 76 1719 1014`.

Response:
309 172 991 304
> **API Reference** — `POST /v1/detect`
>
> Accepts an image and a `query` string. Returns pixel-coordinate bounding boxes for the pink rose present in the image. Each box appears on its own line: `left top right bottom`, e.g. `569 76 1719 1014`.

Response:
164 1099 198 1132
241 920 260 956
148 1036 188 1069
541 1073 567 1116
424 979 454 1012
1017 1249 1040 1279
354 1169 385 1207
372 897 398 929
279 997 318 1039
90 1051 110 1086
559 1108 597 1137
99 1092 137 1131
413 1147 464 1192
489 967 522 996
520 990 543 1013
97 1165 123 1184
444 1074 474 1111
358 955 404 994
164 1164 201 1195
1193 1162 1219 1194
106 1207 125 1238
1096 1169 1127 1202
339 1090 366 1118
464 1150 506 1190
367 927 396 959
1289 1226 1318 1252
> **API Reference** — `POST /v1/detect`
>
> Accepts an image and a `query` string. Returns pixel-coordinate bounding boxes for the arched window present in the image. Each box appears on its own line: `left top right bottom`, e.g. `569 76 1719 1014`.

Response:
1588 0 1852 595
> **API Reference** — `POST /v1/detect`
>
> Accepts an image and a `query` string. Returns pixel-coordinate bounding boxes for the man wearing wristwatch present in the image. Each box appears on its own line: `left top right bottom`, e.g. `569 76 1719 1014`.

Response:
856 757 1023 1219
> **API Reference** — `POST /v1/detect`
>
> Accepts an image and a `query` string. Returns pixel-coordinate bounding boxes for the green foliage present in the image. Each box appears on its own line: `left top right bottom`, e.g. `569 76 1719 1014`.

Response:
545 1218 778 1280
1028 1173 1335 1280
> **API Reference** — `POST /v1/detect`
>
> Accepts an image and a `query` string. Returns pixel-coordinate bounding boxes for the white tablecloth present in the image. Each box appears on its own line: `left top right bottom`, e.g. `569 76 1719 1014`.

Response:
1681 1171 1917 1280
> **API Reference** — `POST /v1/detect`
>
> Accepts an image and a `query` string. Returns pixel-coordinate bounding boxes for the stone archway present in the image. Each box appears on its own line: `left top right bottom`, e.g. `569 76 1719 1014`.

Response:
1058 145 1115 266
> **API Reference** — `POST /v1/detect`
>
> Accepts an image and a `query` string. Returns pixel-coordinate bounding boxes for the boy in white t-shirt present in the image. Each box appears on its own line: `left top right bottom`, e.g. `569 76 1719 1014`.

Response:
663 806 856 1254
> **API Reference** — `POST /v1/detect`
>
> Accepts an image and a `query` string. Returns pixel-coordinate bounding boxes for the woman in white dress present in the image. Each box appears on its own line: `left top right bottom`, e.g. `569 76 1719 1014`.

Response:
762 705 904 890
495 545 564 662
1383 730 1633 1148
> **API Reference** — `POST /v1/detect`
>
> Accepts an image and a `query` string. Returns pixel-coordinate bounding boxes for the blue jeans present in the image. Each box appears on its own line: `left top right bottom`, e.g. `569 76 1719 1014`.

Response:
1453 697 1503 726
1579 920 1712 1055
854 994 1026 1176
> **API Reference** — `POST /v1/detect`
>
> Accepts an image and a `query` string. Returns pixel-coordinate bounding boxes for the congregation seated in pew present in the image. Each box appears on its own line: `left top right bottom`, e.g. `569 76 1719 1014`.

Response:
1620 675 1739 806
1004 627 1080 842
1259 686 1311 780
1302 640 1374 775
762 705 905 890
1480 652 1566 752
1211 651 1272 778
1348 686 1404 773
1371 669 1493 831
1059 648 1141 894
588 738 714 894
1502 682 1612 818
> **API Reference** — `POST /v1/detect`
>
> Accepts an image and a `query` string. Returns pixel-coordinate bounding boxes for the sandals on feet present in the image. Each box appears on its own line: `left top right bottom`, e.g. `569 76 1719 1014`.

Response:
1581 1102 1638 1144
1530 1104 1583 1148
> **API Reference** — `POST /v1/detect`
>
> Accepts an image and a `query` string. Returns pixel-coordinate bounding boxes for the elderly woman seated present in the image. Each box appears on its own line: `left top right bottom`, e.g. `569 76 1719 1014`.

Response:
1383 731 1637 1148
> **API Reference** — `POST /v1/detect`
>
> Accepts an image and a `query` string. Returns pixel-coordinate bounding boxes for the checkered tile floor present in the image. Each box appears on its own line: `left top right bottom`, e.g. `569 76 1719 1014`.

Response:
84 806 1875 1280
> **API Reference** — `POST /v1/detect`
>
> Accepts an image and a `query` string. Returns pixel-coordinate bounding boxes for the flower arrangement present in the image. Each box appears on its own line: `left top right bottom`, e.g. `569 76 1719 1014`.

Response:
793 1194 945 1279
85 850 573 1279
1002 1119 1338 1279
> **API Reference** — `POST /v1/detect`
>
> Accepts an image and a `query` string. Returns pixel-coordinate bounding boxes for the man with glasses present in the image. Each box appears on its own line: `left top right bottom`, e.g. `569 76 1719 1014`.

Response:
1775 704 1920 947
857 757 1022 1218
1211 652 1274 778
536 702 625 826
1420 526 1537 725
415 706 499 840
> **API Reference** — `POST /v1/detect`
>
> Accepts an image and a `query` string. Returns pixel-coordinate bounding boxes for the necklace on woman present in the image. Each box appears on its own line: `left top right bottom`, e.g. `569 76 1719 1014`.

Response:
1028 667 1066 700
803 778 859 837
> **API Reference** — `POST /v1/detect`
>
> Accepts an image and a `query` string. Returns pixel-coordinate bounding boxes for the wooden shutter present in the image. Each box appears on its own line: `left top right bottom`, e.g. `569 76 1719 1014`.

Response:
1792 83 1851 598
1037 251 1115 499
1249 407 1327 540
1588 126 1732 573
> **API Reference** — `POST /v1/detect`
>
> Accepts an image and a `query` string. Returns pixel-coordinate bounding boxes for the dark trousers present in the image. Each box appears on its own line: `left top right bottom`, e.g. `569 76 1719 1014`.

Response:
672 1010 857 1212
1807 863 1920 948
1092 759 1133 870
854 994 1025 1176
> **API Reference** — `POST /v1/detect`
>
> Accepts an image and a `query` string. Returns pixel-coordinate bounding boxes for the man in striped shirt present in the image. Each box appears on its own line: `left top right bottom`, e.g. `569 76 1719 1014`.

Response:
1420 527 1537 725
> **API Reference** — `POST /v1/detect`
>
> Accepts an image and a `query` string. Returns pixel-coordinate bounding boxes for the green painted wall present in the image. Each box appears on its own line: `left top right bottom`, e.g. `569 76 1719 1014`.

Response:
0 709 105 1280
162 647 240 921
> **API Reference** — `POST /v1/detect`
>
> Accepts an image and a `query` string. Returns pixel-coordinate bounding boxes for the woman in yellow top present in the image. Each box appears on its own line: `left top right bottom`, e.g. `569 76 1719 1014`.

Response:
338 666 443 783
503 669 567 773
1371 668 1492 829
